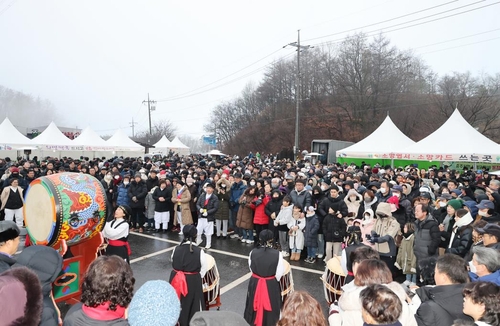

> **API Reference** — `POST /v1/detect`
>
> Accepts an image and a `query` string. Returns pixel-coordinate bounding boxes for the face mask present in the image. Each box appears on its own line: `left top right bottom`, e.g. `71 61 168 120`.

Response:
478 210 487 217
320 186 327 191
380 187 387 194
114 175 119 179
123 181 129 185
469 261 477 274
364 197 371 202
439 201 447 207
250 181 256 186
393 193 400 198
105 175 112 180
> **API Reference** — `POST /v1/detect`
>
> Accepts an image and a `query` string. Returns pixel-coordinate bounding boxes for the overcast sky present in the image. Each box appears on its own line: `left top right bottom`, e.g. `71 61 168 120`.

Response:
0 0 498 139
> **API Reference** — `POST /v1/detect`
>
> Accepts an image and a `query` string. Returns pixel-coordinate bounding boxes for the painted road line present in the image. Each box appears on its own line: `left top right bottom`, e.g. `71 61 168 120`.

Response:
131 232 326 275
130 231 181 245
130 247 175 264
220 272 252 295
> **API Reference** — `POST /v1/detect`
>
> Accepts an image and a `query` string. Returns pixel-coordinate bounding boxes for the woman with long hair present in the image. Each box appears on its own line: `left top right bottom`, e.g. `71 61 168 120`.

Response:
236 186 258 244
63 256 134 325
277 291 327 326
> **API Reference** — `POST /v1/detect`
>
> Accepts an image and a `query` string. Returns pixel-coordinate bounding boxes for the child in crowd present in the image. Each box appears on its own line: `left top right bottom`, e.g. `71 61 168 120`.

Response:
274 195 293 257
395 222 417 286
304 206 320 263
288 204 305 261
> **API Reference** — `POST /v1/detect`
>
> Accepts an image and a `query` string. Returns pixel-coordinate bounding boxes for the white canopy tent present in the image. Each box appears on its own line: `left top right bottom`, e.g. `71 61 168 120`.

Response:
336 115 415 159
31 122 80 150
106 129 144 153
72 127 115 151
0 117 35 149
206 149 226 156
169 136 190 156
397 109 500 163
152 135 172 154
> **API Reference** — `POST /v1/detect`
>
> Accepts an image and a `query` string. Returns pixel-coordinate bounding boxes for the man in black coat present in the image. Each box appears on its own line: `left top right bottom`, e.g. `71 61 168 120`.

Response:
146 170 159 192
415 254 473 326
128 173 148 232
414 203 440 284
196 183 219 250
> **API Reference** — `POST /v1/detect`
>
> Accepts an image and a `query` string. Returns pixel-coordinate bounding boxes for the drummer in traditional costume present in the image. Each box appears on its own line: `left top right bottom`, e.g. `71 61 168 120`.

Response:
169 225 208 326
244 229 284 326
102 205 131 264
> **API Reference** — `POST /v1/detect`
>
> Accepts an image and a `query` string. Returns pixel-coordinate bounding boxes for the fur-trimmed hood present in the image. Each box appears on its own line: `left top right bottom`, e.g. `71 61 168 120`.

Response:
0 266 43 326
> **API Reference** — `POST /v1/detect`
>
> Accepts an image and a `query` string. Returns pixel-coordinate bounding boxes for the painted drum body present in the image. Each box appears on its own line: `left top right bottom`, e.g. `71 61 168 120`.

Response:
24 172 107 247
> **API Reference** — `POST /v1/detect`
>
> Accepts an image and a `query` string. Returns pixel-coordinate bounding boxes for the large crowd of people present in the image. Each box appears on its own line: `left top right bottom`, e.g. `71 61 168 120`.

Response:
0 153 500 325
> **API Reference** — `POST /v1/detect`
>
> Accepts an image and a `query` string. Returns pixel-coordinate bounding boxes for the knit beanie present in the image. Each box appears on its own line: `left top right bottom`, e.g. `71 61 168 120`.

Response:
128 280 180 326
447 199 463 211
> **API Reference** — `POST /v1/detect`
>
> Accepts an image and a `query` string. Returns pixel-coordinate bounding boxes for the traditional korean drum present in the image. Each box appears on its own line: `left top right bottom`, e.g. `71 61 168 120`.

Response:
280 259 294 301
202 254 221 310
321 256 346 304
24 172 107 247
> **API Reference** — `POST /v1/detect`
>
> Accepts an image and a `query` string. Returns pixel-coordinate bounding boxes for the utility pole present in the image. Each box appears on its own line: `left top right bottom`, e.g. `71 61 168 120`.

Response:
284 30 312 156
142 93 156 136
129 117 138 137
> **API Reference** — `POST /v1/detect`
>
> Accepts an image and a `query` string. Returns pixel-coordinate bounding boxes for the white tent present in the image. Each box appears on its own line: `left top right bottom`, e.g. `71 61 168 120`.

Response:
168 136 190 156
106 129 144 152
206 149 226 156
72 127 114 151
398 109 500 163
336 115 415 159
0 117 34 149
31 122 80 150
152 135 172 153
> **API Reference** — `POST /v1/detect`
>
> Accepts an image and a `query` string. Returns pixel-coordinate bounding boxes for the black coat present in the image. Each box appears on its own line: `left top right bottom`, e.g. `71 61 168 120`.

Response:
322 214 347 242
318 195 348 219
415 283 473 326
146 176 159 192
127 180 148 209
101 179 116 206
445 225 473 258
304 214 320 247
152 186 172 212
196 193 219 222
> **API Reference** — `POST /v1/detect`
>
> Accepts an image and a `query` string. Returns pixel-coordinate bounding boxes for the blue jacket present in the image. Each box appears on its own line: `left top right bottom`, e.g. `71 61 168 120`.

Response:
230 181 246 212
116 183 130 206
469 269 500 286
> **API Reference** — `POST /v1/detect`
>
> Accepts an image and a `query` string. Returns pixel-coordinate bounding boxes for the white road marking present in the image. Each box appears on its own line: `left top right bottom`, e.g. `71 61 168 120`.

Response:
130 247 175 264
219 272 252 295
131 232 326 275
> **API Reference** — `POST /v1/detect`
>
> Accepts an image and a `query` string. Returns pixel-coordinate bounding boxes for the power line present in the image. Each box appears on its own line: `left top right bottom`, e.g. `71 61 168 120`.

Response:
413 28 500 50
156 48 285 102
154 1 493 105
303 0 460 42
311 1 500 48
418 36 500 55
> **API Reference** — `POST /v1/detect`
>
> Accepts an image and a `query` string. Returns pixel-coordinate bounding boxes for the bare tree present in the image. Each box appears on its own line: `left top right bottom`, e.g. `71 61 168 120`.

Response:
134 120 176 145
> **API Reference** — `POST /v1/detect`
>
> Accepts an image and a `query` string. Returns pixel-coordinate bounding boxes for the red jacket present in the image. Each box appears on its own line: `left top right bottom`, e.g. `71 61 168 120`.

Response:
253 195 270 225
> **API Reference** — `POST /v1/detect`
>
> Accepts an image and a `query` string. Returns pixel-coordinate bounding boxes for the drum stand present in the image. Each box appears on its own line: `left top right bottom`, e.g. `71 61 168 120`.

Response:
204 290 222 311
52 234 104 305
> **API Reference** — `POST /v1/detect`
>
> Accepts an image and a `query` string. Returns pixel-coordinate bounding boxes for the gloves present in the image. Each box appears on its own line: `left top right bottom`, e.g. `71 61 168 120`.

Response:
200 208 204 213
202 212 208 217
254 199 263 206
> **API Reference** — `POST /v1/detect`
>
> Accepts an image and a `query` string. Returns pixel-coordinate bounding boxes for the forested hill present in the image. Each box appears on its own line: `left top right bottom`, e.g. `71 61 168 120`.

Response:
204 34 500 156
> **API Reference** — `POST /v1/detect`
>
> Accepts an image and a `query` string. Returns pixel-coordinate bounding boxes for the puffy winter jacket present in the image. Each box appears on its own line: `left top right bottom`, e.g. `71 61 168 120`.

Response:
304 214 320 247
152 186 172 212
128 180 148 209
323 214 347 242
116 183 130 206
253 195 270 225
414 215 441 260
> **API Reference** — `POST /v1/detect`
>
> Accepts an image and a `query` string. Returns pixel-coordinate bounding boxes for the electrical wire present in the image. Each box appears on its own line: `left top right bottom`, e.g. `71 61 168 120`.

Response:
303 0 461 42
156 48 285 102
311 1 499 48
418 36 500 55
413 28 500 49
